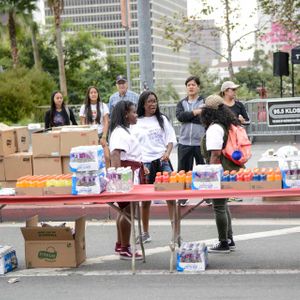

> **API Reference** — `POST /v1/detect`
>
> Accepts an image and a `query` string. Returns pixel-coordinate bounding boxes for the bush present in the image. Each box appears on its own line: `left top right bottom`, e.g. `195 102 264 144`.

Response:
0 67 56 123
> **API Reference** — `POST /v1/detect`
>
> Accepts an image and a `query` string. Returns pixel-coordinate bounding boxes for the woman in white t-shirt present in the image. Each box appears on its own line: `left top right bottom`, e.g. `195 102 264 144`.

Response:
131 91 177 244
109 100 147 260
80 86 110 166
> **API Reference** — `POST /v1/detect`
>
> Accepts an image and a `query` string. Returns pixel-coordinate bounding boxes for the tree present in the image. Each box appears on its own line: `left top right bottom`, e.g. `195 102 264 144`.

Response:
161 0 266 79
258 0 300 37
155 82 180 103
0 0 37 68
47 0 67 96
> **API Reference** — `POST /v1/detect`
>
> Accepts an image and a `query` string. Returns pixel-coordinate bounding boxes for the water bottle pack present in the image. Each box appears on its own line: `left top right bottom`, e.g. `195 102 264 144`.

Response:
106 167 133 193
192 164 223 190
69 145 105 172
0 245 18 275
176 242 208 272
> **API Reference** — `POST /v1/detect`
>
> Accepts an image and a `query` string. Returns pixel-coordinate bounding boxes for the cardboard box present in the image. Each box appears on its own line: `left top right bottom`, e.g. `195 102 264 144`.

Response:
21 215 86 268
60 129 98 156
221 181 251 190
250 180 282 190
4 152 33 181
44 186 72 195
13 126 30 152
16 187 44 196
33 157 62 175
0 129 16 156
32 130 60 157
0 181 16 188
154 182 185 191
62 156 71 174
0 158 5 181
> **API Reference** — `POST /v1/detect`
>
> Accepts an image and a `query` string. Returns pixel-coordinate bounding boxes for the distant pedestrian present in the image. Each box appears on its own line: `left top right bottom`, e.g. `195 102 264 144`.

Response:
200 94 241 253
176 76 205 206
108 75 139 114
44 91 77 129
79 86 110 167
109 100 146 260
220 81 250 125
132 91 177 244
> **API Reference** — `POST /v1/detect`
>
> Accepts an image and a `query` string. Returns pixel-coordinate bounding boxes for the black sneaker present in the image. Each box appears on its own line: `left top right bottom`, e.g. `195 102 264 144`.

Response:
228 238 236 251
179 199 189 207
208 241 230 253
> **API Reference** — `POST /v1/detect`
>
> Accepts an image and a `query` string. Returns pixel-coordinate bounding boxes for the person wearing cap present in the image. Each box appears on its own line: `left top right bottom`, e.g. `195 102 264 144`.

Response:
176 76 205 206
108 75 139 114
220 81 250 125
200 94 241 253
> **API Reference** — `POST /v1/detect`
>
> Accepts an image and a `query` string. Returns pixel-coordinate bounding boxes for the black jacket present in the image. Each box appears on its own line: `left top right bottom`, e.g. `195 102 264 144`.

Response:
44 107 77 129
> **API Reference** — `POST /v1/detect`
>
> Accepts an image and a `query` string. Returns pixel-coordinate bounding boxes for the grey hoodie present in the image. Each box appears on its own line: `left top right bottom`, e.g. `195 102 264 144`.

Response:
176 96 205 146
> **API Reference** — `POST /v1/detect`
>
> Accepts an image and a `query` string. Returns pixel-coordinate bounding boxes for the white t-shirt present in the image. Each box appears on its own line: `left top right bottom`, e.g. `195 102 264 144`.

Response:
206 123 225 151
109 126 142 162
79 103 109 134
131 115 177 163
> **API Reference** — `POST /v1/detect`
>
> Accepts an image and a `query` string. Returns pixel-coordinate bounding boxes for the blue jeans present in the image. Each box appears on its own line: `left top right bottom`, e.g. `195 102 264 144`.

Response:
144 159 173 184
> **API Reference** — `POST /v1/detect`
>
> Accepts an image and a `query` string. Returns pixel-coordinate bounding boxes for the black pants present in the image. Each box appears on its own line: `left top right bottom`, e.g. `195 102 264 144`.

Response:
177 144 204 172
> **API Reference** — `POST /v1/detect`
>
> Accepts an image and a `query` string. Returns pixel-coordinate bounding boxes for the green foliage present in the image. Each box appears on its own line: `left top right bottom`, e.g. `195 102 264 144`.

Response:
0 67 56 123
155 82 180 103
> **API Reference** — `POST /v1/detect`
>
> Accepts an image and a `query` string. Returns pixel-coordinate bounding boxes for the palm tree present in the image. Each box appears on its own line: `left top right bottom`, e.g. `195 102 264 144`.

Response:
47 0 67 96
0 0 37 68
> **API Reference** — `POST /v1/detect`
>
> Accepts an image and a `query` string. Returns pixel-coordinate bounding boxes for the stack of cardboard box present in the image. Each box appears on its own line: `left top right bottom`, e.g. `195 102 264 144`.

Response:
32 127 98 176
0 126 31 188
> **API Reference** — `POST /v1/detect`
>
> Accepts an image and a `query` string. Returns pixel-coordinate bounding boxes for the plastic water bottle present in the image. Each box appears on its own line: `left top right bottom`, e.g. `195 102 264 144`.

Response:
106 167 117 192
121 167 133 192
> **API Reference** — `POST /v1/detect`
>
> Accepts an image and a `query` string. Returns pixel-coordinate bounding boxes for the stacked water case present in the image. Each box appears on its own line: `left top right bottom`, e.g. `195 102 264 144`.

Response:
69 145 107 195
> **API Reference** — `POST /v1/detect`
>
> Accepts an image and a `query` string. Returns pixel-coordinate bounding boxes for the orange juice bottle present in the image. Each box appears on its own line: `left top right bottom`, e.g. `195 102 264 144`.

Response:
169 171 177 183
275 168 282 181
185 174 192 189
267 168 275 181
177 170 186 183
162 171 169 183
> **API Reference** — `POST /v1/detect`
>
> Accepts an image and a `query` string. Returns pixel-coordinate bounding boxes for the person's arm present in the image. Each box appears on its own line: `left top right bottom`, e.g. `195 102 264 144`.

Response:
237 102 250 124
161 142 173 161
110 149 122 168
176 101 195 122
69 108 78 125
209 150 222 164
44 111 50 129
80 116 86 125
100 113 109 146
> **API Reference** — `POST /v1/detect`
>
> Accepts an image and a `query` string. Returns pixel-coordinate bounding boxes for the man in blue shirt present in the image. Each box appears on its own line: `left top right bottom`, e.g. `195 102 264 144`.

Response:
108 75 139 114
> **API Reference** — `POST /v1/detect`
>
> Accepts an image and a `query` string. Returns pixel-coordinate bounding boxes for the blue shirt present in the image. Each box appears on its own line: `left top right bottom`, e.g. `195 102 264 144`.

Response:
108 90 139 114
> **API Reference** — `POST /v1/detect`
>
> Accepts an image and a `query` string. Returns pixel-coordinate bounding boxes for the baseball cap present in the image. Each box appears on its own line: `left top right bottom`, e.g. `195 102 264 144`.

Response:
204 95 224 110
220 81 240 92
116 75 127 83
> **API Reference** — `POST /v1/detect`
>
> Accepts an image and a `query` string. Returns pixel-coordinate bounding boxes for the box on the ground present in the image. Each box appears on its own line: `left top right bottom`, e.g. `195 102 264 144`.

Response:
62 156 71 174
21 215 86 268
0 245 18 275
0 158 5 181
15 187 44 196
154 182 185 191
0 129 16 156
33 157 62 175
44 186 72 195
32 130 60 157
4 152 32 181
13 126 30 152
60 128 98 156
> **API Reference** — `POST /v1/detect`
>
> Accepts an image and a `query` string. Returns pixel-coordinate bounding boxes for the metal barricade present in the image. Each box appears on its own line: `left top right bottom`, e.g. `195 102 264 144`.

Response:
244 97 300 142
159 103 180 137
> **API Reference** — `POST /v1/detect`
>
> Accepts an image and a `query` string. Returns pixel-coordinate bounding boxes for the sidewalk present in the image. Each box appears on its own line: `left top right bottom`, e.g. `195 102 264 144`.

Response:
2 140 300 222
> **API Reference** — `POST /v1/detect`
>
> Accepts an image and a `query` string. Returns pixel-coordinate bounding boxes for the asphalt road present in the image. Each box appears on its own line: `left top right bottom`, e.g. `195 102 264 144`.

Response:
1 219 300 300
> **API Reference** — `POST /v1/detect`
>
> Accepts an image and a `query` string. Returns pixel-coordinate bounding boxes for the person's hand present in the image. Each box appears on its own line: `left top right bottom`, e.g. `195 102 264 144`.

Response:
193 108 202 116
161 151 170 161
99 137 107 147
144 166 150 175
238 114 245 124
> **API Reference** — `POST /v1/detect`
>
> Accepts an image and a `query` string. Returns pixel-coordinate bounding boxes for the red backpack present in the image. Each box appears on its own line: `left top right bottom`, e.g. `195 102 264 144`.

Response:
222 124 252 166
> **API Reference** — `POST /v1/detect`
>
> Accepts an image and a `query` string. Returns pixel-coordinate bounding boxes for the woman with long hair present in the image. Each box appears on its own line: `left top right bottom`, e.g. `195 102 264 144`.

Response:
44 91 77 128
200 94 241 253
109 100 146 260
79 86 110 166
131 91 177 244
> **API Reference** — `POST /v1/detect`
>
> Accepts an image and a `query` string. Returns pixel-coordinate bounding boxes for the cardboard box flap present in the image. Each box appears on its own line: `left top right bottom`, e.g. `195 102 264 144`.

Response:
21 227 74 241
75 217 86 241
26 215 38 227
